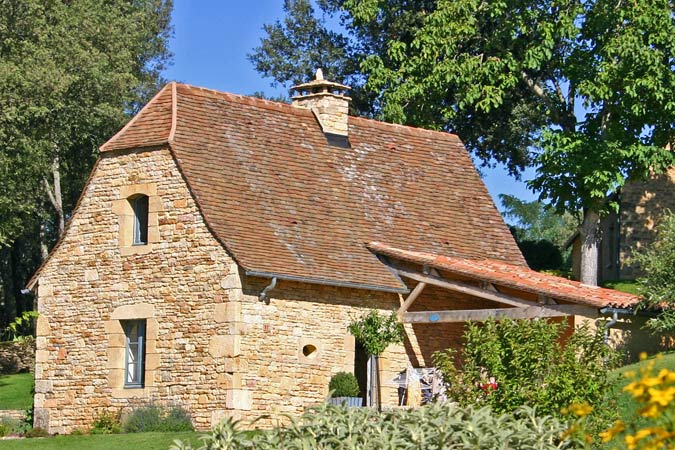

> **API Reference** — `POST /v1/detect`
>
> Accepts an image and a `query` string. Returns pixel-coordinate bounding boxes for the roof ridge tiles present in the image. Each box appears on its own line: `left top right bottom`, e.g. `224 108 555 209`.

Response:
348 115 460 141
174 82 312 117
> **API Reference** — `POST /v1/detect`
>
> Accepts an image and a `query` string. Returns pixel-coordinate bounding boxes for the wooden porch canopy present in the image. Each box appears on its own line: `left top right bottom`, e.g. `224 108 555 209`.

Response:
367 242 640 324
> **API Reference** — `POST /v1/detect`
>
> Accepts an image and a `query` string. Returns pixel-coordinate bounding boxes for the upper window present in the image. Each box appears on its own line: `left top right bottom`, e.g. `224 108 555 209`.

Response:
130 195 149 245
123 320 146 388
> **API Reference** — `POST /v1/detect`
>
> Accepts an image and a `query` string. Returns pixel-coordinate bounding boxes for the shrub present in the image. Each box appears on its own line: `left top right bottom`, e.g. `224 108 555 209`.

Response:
433 318 619 424
0 416 21 437
90 411 121 434
123 404 193 433
171 402 580 450
24 427 49 438
328 372 360 398
348 310 404 357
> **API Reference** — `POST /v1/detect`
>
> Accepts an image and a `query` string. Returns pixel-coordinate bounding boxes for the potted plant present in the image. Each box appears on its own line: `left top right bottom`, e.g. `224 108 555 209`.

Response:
328 372 362 407
348 310 404 411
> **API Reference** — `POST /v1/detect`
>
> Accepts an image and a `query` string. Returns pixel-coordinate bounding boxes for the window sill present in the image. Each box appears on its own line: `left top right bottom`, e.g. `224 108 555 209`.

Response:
120 244 153 257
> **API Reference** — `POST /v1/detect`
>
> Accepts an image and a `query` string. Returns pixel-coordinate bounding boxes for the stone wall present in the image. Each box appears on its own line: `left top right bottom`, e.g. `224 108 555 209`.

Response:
620 167 675 279
0 339 34 374
32 145 484 434
33 147 239 434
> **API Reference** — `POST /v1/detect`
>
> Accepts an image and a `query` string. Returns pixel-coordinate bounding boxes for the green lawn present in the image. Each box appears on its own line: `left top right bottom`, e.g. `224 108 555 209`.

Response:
601 279 640 295
0 431 202 450
0 372 33 410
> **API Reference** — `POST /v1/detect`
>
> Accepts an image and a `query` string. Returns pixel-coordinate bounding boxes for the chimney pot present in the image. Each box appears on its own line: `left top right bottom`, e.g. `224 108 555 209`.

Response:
290 69 351 138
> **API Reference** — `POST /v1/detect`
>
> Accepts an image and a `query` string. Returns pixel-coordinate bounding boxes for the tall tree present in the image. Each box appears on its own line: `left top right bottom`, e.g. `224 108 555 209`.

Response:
354 0 675 285
0 0 172 327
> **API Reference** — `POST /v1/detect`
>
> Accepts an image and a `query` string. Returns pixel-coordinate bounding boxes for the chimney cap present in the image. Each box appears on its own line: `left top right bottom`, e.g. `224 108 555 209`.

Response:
290 68 350 98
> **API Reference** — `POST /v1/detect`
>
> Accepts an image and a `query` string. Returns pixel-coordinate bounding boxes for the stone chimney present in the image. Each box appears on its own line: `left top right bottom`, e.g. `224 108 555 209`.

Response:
291 69 351 137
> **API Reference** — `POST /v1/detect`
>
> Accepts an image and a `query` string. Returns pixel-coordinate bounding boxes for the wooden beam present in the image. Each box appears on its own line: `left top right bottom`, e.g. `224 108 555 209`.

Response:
401 305 597 323
395 268 539 308
397 281 427 317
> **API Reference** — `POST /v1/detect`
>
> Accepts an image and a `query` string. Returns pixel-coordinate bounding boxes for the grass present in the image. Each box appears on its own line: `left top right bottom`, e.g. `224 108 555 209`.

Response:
0 372 33 410
601 279 640 295
0 431 202 450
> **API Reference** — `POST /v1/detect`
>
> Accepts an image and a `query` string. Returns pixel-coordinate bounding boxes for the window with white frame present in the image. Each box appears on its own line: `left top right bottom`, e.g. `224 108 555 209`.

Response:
123 320 146 388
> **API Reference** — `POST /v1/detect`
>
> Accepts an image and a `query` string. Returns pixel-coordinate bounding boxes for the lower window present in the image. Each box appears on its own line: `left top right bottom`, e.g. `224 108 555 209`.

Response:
123 320 146 388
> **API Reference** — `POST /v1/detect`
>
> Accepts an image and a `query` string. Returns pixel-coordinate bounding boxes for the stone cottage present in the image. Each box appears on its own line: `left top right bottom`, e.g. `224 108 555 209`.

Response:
27 73 639 433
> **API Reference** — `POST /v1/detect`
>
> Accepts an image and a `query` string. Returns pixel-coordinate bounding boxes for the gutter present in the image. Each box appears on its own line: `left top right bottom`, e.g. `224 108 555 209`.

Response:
244 270 410 294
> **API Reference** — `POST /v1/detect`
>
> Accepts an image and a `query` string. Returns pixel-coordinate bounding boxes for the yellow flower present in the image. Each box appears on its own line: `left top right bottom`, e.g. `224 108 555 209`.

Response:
640 352 649 361
625 381 646 397
639 403 661 418
649 387 675 407
600 420 625 443
568 402 593 417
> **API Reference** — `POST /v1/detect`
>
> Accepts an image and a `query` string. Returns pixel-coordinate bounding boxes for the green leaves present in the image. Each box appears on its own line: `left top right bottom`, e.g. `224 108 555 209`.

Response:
632 210 675 332
347 309 404 356
172 402 577 450
434 318 619 423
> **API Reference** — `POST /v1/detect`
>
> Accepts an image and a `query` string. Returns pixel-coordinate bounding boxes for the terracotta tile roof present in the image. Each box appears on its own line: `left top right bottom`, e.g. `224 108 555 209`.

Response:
100 83 174 152
97 82 525 292
367 242 640 308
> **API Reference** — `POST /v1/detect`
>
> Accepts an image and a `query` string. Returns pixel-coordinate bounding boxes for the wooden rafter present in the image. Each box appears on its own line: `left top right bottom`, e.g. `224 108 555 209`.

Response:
402 304 596 323
397 281 427 317
394 268 540 308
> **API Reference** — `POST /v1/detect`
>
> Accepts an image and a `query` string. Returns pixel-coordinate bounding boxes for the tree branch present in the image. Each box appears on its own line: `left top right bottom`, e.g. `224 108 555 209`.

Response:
42 153 65 236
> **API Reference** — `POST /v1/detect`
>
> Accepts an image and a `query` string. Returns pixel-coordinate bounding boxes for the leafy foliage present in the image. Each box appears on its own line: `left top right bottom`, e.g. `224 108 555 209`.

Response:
631 211 675 332
500 194 578 248
1 310 38 342
172 402 579 450
122 404 193 433
90 412 121 435
347 310 404 356
433 318 619 423
23 426 49 438
0 415 23 437
328 372 360 398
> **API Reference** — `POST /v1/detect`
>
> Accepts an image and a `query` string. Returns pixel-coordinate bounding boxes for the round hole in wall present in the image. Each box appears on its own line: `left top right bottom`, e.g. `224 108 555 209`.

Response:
302 344 318 358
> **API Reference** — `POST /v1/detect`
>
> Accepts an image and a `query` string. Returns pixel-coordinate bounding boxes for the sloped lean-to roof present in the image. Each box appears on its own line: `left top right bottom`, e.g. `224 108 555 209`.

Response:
98 82 525 292
368 242 640 309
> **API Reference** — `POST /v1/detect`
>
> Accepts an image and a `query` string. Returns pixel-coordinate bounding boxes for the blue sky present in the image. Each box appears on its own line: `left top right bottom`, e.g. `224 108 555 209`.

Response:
163 0 538 207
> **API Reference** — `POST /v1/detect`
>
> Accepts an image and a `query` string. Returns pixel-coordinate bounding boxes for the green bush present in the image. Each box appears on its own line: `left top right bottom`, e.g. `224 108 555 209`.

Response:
328 372 360 398
90 411 121 434
347 310 404 357
123 404 194 433
171 402 580 449
24 426 49 438
0 415 22 437
433 318 619 425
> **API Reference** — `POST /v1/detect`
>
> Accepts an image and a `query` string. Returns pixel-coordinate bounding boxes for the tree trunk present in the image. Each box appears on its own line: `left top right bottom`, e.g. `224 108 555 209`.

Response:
39 222 49 261
43 153 65 238
579 208 601 286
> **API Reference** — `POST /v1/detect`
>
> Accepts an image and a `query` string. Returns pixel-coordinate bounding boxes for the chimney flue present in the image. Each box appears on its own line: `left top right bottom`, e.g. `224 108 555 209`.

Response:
291 69 351 137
